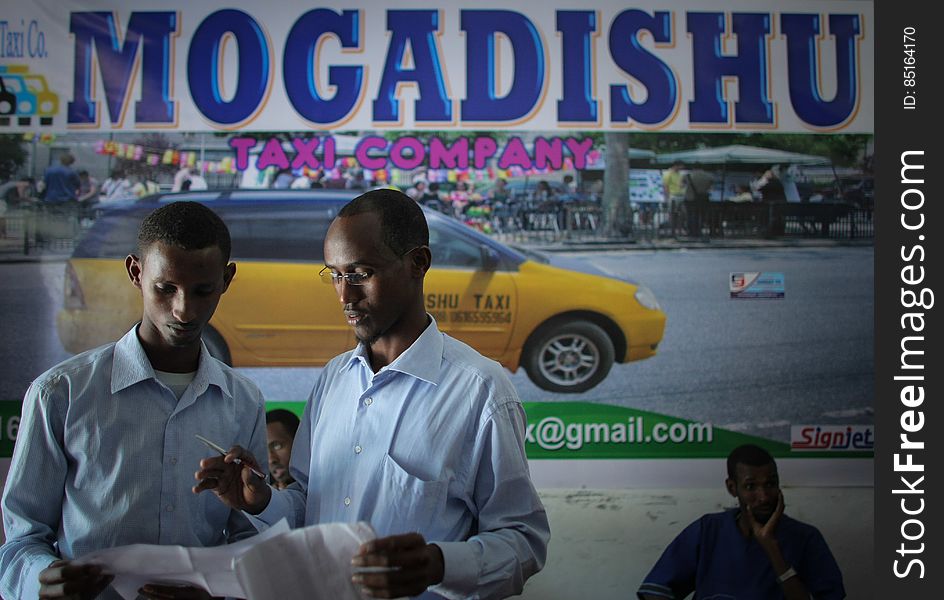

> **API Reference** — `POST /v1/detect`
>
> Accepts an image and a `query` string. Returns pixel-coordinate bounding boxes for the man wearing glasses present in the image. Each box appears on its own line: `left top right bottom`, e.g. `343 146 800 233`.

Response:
195 188 549 599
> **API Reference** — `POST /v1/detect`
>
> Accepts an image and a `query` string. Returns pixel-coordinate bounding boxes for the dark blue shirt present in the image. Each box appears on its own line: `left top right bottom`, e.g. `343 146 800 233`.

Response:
42 164 80 202
638 509 845 600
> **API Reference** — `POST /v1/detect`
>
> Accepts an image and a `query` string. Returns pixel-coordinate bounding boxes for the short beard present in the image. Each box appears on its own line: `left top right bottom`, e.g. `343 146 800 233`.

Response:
354 316 390 347
355 331 380 346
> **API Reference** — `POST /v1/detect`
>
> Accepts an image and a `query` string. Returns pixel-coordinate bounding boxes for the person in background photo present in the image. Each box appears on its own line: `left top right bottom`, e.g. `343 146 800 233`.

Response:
562 174 577 197
754 168 786 203
42 153 80 206
130 174 160 198
188 170 208 190
682 167 714 238
100 169 134 203
661 160 684 202
406 179 428 202
0 201 267 600
0 177 34 237
753 168 787 235
100 169 119 199
779 164 802 203
0 176 36 208
533 180 555 203
730 184 755 203
420 181 447 214
266 409 300 490
344 167 366 190
77 170 100 207
449 179 472 217
272 167 295 189
662 161 686 236
291 171 313 189
637 444 845 600
172 166 192 192
489 178 509 203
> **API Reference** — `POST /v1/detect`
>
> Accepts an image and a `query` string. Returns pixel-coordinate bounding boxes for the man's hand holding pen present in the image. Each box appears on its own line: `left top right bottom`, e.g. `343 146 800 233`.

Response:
193 444 271 514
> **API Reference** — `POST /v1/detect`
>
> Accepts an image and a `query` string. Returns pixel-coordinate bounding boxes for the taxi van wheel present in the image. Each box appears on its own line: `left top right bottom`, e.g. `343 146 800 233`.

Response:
203 326 232 366
523 320 614 393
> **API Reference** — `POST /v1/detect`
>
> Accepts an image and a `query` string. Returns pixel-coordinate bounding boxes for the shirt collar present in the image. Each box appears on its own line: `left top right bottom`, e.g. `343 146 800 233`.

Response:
342 315 444 385
111 325 233 398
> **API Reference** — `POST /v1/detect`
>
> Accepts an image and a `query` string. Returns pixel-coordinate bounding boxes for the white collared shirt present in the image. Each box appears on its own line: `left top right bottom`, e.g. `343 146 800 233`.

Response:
1 327 268 600
258 317 549 599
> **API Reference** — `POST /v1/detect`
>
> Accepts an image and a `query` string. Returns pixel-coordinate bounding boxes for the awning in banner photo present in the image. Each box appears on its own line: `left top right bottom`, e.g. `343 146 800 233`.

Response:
654 145 833 166
0 0 873 133
581 147 658 170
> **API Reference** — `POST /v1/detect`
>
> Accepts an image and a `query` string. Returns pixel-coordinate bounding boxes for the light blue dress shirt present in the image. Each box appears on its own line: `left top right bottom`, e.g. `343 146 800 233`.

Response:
0 327 268 600
257 317 549 600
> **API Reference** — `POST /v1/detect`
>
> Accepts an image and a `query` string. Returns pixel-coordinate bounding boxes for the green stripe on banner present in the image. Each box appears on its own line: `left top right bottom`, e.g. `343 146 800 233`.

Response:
264 401 873 460
0 401 872 460
0 401 20 458
520 403 871 459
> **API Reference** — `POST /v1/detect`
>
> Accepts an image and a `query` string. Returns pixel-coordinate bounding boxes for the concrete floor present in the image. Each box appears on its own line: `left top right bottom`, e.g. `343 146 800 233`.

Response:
1 459 874 599
520 487 873 600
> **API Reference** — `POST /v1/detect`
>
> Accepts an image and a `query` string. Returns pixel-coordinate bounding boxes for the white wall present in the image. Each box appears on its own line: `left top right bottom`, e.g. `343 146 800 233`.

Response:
521 487 873 600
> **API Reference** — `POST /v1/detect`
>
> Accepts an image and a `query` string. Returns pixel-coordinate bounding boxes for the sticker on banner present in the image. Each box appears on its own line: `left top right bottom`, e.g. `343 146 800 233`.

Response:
730 272 785 299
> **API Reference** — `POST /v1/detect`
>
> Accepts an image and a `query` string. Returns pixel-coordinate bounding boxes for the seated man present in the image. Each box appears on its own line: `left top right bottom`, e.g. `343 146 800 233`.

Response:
0 201 267 600
265 409 300 489
638 444 845 600
77 170 100 206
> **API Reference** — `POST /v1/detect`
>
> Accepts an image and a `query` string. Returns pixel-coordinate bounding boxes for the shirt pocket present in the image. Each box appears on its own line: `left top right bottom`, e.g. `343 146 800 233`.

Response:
371 452 448 537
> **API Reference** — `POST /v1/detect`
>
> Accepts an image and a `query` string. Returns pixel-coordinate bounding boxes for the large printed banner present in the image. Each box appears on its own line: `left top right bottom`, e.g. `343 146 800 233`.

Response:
1 0 873 133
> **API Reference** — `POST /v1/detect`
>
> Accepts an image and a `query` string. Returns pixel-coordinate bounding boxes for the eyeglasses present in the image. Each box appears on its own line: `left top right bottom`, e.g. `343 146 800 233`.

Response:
318 246 424 286
318 267 372 286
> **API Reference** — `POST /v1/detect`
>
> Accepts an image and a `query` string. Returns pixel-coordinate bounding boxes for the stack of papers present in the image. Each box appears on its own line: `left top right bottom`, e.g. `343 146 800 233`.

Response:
236 521 376 600
74 520 375 600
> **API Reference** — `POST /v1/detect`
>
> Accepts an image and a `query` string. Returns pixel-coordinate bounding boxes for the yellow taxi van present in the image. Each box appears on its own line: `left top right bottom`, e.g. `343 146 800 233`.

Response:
57 190 666 393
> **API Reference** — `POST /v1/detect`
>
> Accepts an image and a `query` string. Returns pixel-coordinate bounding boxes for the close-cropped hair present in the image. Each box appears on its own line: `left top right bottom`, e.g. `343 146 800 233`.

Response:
266 409 301 437
726 444 776 479
137 201 232 262
338 189 429 256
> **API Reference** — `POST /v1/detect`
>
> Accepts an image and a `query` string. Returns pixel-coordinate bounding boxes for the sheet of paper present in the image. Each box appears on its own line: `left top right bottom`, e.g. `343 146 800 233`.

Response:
74 520 291 599
235 521 376 600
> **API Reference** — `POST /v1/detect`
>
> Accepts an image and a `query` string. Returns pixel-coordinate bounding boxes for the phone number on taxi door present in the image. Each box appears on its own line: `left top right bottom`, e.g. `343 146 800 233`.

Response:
450 311 512 324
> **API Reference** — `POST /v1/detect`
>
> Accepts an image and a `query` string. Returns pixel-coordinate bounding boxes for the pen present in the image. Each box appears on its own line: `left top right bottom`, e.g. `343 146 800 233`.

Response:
195 434 267 480
352 566 402 574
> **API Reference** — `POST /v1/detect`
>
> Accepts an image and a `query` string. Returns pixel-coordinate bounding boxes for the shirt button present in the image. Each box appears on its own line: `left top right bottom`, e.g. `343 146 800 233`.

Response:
165 504 174 512
170 457 178 465
354 445 362 454
344 497 352 507
364 397 373 406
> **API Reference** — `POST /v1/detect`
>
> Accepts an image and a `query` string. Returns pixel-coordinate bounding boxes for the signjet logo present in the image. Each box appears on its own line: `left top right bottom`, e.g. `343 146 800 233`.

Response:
790 425 874 451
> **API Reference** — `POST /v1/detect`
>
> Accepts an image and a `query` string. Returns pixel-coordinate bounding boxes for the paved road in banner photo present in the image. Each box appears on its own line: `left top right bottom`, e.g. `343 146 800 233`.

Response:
0 246 874 442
